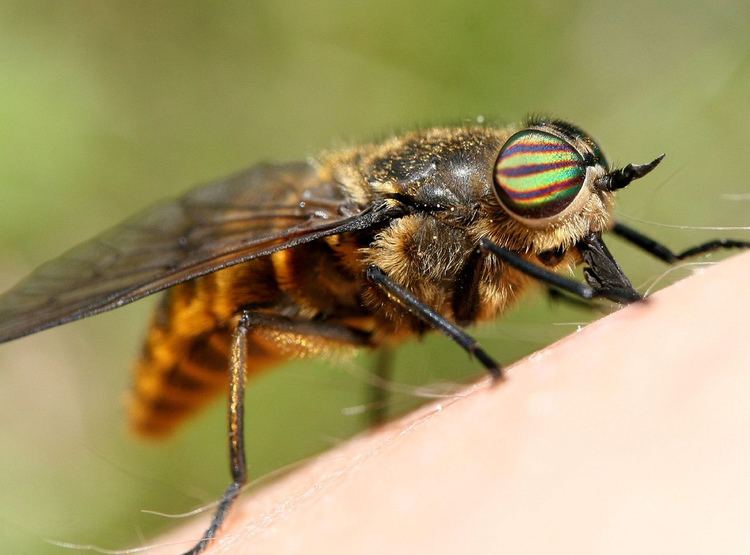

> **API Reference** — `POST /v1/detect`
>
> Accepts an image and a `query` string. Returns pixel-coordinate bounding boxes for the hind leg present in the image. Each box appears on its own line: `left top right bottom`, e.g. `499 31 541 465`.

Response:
183 311 371 554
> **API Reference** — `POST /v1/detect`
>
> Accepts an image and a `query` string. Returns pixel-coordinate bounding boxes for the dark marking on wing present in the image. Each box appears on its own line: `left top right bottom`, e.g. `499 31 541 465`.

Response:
0 162 388 343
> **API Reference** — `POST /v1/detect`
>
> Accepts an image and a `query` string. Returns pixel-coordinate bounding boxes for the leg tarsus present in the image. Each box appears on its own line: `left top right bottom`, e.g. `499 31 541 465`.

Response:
183 482 244 554
612 221 750 263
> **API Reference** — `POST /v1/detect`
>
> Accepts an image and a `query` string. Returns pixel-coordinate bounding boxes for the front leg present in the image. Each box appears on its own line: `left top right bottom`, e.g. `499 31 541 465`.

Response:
455 243 609 316
611 221 750 263
479 236 642 304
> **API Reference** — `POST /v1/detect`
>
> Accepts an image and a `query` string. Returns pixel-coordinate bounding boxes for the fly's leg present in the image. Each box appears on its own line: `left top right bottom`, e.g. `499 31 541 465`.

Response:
479 239 598 299
366 347 394 427
365 265 503 380
479 237 642 304
451 245 607 330
183 311 371 555
183 311 251 555
611 222 750 262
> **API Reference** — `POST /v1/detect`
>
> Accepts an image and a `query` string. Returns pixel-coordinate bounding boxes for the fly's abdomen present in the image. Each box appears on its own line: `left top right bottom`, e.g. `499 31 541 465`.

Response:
128 241 368 437
130 326 229 437
130 325 286 437
128 258 284 437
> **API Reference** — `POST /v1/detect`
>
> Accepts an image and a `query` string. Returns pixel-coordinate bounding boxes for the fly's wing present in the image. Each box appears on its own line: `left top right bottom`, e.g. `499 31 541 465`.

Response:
0 161 378 343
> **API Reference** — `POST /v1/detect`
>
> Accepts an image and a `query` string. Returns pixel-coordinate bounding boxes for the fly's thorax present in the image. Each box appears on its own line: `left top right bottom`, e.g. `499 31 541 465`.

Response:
366 214 471 285
360 213 527 332
320 126 513 206
359 212 472 331
270 240 365 317
317 146 374 207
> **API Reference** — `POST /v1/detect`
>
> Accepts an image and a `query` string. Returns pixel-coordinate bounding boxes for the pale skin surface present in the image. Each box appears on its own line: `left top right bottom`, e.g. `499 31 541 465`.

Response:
148 251 750 555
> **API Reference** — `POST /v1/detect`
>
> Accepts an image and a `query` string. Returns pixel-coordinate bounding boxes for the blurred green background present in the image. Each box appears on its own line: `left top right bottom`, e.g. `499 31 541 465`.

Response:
0 1 748 552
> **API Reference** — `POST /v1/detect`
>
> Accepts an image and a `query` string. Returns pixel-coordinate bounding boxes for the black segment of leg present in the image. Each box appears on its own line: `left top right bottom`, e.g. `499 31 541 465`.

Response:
612 221 750 263
478 238 596 300
365 265 502 380
182 311 371 554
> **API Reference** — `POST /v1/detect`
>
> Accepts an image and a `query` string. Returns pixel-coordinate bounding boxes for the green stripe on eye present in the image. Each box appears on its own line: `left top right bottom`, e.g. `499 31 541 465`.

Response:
494 130 586 219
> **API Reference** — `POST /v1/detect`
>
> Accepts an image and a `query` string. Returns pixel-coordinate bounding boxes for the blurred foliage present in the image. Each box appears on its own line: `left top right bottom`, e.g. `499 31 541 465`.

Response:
0 1 748 552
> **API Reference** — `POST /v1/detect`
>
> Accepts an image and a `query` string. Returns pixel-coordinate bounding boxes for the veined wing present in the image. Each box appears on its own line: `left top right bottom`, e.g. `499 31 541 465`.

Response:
0 161 381 343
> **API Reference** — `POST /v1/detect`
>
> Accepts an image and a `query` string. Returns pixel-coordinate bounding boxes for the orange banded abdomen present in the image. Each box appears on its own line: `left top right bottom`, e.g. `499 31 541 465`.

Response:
128 256 285 437
128 239 370 437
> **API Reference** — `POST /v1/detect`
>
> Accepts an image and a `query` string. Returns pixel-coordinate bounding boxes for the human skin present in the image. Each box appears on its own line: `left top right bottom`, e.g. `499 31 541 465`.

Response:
149 251 750 555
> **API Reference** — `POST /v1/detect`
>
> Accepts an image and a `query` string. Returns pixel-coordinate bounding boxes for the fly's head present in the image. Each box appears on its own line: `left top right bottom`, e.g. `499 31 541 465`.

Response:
480 118 663 263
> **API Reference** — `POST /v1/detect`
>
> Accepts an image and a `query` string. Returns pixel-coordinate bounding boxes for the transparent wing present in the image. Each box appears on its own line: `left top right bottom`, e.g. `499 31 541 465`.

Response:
0 161 372 343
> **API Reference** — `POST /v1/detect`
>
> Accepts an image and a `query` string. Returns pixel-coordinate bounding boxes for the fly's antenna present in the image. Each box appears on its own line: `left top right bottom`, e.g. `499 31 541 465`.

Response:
597 154 665 191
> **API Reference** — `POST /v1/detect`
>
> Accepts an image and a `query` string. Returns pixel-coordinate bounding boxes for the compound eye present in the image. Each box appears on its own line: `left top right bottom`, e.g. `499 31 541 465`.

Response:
494 130 587 219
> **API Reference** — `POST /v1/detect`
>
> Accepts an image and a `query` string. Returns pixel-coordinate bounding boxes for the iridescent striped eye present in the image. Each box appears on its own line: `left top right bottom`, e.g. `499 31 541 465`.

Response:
493 130 586 219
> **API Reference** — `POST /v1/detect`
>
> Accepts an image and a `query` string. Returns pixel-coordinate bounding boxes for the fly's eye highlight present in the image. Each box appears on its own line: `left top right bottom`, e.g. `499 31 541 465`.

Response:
494 129 586 219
